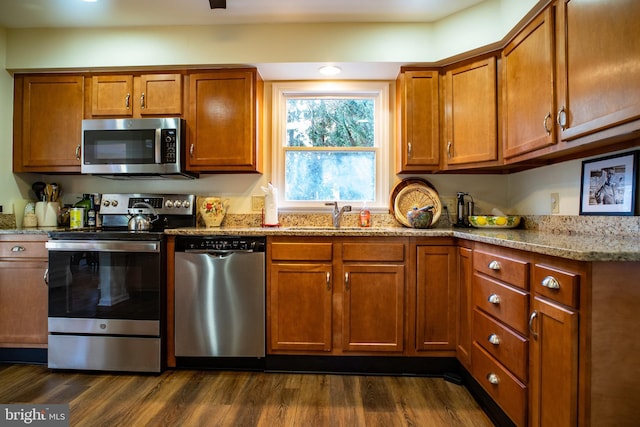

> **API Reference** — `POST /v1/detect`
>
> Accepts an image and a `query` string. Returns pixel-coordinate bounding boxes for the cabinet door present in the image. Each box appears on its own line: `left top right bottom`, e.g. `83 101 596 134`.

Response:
187 70 260 172
415 246 457 352
342 264 404 353
502 7 556 161
91 75 134 116
529 296 578 427
268 263 332 352
443 57 498 167
138 74 182 116
15 75 84 172
0 260 48 347
456 247 472 367
556 0 640 144
397 70 440 172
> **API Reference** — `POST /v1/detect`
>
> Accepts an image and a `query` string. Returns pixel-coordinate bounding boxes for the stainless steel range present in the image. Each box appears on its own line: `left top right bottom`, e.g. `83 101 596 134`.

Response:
46 193 195 373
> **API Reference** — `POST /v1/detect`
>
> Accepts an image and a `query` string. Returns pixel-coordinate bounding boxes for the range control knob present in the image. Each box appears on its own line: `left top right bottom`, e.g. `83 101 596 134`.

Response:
102 200 111 207
174 200 183 208
111 200 118 207
183 201 191 209
165 200 174 208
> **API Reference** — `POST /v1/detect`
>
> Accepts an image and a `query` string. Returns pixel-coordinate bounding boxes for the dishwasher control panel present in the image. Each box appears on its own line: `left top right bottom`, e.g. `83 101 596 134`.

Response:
175 236 266 252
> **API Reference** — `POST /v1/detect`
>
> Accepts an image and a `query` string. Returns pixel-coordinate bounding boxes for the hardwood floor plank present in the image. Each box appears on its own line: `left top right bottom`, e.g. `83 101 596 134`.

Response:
0 364 494 426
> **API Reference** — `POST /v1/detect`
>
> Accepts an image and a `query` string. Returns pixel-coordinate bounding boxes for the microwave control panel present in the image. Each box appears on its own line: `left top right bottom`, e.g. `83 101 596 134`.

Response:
161 129 177 164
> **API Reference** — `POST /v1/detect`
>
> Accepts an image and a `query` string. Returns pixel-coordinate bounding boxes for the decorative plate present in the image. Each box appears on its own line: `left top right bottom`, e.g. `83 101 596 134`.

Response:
468 215 521 229
394 183 442 227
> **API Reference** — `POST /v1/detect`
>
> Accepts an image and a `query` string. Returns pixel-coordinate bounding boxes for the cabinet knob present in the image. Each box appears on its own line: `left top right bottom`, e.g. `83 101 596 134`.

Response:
11 245 26 252
543 112 552 135
488 260 501 270
488 293 501 305
487 373 500 385
541 275 560 290
488 334 501 345
557 106 567 130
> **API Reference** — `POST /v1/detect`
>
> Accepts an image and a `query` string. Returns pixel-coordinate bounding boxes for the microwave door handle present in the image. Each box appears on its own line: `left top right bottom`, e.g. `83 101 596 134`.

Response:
155 128 162 164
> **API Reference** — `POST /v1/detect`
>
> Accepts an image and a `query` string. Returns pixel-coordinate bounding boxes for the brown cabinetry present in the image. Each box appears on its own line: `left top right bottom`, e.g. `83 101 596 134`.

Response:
13 75 85 173
413 242 457 354
502 7 557 162
456 245 473 368
267 237 407 355
396 69 440 172
555 0 640 148
471 245 530 426
90 73 182 117
0 235 48 348
186 69 262 173
443 56 499 169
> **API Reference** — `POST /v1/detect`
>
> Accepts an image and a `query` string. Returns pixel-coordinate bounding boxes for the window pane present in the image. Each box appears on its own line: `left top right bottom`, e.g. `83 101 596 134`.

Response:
286 99 374 147
285 151 375 201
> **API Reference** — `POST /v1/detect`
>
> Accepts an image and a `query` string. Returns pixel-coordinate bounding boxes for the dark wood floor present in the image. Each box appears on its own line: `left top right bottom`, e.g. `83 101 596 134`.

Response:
0 363 494 426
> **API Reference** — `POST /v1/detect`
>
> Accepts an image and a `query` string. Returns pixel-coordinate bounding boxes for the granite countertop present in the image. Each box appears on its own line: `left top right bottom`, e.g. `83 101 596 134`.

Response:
2 225 638 262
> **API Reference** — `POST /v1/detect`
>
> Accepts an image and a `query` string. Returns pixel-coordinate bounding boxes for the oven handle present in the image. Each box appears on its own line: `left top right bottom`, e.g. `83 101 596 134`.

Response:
45 240 161 253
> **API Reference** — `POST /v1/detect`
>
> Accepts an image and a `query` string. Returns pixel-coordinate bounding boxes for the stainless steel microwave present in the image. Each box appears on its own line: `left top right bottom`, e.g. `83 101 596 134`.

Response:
81 117 195 178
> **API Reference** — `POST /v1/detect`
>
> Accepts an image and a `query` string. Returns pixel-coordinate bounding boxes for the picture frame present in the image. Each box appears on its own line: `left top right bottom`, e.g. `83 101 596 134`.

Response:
579 151 638 216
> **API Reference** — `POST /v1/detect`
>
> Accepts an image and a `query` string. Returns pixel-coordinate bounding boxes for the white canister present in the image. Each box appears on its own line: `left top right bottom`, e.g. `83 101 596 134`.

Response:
69 207 85 229
43 202 60 227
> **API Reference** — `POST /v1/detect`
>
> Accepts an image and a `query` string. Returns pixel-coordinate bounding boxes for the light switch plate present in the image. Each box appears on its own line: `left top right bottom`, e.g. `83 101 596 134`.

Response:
252 195 265 211
550 192 560 214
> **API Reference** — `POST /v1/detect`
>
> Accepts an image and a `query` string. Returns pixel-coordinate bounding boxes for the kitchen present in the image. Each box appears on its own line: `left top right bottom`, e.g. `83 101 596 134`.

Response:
1 0 639 426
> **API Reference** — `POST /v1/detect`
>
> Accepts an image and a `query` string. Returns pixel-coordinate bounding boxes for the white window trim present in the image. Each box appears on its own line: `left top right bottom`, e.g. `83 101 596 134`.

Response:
271 81 390 212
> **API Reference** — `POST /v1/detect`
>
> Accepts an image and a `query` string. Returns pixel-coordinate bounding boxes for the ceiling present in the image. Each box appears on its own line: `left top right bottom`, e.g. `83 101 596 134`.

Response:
0 0 491 80
0 0 486 28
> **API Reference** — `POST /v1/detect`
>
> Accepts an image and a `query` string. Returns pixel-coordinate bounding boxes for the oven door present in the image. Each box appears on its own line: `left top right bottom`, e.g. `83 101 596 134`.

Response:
46 240 163 334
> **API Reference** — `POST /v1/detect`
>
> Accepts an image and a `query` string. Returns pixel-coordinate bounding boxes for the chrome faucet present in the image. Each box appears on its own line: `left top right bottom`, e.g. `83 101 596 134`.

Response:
325 202 352 228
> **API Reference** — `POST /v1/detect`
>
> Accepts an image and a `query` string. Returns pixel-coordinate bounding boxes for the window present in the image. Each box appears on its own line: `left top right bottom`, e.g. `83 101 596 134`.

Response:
272 81 390 211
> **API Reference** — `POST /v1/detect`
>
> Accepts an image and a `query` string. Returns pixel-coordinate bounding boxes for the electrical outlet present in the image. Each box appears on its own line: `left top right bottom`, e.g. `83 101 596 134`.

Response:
251 195 265 211
441 197 457 216
550 192 560 214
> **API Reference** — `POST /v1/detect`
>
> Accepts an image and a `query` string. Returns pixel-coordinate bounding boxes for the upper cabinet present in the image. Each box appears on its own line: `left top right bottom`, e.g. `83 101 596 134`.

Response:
13 75 85 173
186 69 263 173
443 56 500 169
89 73 182 117
501 7 557 162
555 0 640 148
396 69 440 173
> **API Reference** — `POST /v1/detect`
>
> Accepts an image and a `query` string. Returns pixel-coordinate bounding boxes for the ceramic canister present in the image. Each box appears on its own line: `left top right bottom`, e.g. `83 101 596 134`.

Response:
69 207 85 229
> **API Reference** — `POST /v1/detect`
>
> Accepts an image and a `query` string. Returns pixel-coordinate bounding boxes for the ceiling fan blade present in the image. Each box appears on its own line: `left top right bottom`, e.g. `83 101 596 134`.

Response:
209 0 226 9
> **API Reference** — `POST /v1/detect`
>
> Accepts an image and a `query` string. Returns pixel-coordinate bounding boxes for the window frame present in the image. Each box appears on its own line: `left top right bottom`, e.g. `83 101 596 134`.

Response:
272 81 390 212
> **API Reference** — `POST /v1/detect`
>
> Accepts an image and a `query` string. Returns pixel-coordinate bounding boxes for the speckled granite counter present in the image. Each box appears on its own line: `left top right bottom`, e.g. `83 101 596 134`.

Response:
164 226 639 262
2 222 638 262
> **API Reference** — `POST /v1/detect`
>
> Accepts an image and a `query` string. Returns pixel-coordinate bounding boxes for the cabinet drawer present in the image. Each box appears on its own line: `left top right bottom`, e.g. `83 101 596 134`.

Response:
342 242 405 262
474 250 529 290
473 309 528 382
473 273 529 335
471 343 527 427
270 242 333 261
0 241 48 259
533 264 579 308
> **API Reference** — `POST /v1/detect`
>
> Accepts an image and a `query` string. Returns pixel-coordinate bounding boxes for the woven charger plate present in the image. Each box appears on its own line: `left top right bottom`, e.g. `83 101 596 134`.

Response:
389 177 436 216
394 183 442 227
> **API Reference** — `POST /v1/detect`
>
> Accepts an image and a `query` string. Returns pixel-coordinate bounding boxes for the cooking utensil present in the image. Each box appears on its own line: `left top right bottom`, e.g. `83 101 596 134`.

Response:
128 202 159 231
32 181 46 201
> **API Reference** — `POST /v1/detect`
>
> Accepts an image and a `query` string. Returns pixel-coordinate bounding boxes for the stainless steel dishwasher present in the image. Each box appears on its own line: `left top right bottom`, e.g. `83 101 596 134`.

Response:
174 236 266 360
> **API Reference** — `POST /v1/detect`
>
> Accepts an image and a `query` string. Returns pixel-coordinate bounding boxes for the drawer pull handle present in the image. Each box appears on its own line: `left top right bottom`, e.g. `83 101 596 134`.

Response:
11 246 26 252
44 268 49 286
488 334 501 345
488 260 501 270
529 310 539 339
326 272 331 291
488 294 501 304
541 275 560 290
487 373 500 385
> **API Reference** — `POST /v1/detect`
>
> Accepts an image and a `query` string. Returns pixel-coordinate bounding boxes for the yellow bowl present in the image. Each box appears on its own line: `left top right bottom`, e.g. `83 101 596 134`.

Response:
468 215 521 229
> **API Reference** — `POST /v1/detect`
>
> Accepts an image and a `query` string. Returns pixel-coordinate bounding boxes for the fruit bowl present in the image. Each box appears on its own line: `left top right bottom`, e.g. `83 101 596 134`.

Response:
468 215 521 229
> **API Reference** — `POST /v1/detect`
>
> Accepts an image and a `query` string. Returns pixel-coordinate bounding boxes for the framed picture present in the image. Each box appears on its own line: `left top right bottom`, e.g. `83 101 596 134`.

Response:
580 151 638 215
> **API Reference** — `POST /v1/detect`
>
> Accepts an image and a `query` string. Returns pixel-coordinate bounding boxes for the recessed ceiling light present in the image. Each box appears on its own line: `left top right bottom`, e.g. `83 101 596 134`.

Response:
319 65 342 76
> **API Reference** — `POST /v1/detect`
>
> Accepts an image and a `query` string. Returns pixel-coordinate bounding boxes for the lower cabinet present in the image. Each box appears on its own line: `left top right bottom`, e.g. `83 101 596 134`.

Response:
0 235 48 348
